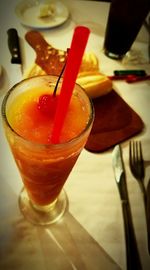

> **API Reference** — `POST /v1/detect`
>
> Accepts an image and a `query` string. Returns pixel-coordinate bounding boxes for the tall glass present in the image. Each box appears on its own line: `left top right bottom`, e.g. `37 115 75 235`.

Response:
104 0 150 60
1 75 94 225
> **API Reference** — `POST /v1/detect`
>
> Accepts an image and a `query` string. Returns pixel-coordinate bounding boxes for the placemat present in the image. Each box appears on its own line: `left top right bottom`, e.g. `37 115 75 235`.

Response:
85 90 144 153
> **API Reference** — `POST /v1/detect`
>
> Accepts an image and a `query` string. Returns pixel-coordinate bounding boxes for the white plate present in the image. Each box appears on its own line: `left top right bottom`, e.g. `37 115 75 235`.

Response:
15 0 69 29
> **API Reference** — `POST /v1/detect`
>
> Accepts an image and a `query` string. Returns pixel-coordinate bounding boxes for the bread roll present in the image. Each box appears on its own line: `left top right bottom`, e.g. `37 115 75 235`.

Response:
77 71 112 98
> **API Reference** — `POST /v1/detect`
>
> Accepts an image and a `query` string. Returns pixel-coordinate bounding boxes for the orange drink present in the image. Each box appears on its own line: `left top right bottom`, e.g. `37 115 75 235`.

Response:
1 75 94 225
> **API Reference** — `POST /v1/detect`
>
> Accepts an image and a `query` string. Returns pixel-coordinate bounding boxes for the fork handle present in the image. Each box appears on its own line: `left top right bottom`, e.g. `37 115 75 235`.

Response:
122 201 142 270
146 181 150 255
138 182 150 254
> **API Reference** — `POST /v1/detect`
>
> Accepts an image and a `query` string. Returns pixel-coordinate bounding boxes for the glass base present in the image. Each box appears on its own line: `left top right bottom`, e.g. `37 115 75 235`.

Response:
104 49 124 60
18 188 68 226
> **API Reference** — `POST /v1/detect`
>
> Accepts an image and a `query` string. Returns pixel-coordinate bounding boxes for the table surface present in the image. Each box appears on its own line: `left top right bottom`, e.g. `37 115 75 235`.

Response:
0 1 150 269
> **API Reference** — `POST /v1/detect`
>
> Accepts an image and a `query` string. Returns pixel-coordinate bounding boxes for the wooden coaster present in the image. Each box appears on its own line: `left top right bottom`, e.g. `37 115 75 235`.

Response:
85 90 144 153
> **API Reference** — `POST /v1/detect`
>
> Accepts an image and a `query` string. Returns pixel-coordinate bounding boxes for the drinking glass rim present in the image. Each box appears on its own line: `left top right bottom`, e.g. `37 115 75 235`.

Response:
1 75 94 149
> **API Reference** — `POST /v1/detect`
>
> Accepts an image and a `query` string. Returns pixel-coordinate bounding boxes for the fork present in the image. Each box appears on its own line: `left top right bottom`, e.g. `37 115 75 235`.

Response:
129 141 146 201
129 140 150 254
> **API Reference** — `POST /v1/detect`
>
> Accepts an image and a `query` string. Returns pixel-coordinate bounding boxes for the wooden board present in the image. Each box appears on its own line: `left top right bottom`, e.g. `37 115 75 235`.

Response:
85 90 144 152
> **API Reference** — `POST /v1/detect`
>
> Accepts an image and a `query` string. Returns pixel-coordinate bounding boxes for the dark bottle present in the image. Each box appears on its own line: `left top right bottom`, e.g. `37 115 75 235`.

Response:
104 0 150 59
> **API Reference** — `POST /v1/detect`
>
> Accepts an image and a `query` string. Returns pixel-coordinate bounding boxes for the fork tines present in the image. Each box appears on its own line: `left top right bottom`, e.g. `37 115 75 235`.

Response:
129 140 145 180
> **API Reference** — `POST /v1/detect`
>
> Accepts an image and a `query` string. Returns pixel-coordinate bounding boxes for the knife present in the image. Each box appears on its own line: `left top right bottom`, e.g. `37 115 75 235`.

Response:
112 145 142 270
7 28 23 81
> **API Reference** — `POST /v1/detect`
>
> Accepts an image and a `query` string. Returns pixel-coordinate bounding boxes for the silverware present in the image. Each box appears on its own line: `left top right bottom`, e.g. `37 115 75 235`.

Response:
147 179 150 254
112 144 142 270
129 140 150 254
7 28 23 77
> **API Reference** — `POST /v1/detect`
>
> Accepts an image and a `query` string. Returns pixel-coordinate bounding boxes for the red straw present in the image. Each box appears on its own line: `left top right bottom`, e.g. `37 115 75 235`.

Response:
51 26 90 143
